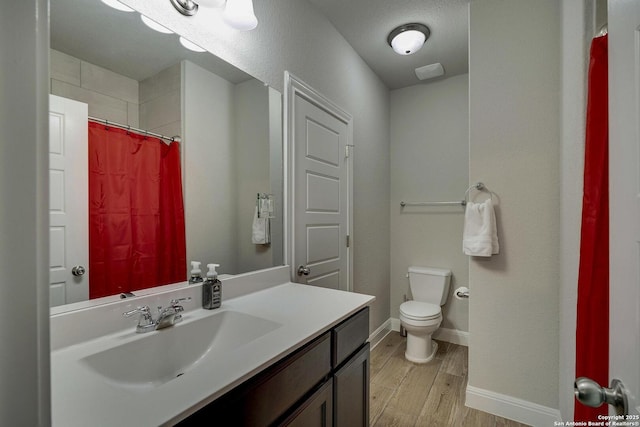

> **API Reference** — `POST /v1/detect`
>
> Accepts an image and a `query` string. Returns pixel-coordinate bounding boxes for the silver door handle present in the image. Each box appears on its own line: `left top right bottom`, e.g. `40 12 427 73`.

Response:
71 266 86 277
574 377 628 415
297 265 310 276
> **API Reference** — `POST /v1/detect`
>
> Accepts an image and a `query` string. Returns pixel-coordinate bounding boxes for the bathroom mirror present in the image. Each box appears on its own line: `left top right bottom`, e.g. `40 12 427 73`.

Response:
49 0 284 308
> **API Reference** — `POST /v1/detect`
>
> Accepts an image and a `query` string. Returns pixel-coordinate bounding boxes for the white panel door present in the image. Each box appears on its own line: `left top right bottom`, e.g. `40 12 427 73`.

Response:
609 0 640 415
291 81 351 291
49 95 88 306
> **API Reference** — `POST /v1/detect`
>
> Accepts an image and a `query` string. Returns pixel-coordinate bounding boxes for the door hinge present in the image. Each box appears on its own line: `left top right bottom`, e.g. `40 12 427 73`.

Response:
346 235 350 247
345 145 350 158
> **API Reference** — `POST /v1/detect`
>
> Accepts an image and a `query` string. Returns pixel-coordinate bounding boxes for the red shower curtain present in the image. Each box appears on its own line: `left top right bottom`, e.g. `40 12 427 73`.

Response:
88 122 186 299
575 34 608 422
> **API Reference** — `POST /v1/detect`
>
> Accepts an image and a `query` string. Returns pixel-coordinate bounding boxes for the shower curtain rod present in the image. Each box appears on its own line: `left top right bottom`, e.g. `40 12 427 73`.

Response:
88 116 180 143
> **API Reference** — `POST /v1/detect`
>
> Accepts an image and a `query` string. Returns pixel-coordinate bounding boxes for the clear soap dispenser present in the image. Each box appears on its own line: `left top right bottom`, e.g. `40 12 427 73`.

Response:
202 263 222 309
189 261 203 284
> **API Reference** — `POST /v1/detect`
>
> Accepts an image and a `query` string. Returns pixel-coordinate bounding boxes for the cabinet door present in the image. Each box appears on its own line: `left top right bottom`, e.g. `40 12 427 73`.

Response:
333 343 370 427
280 379 334 427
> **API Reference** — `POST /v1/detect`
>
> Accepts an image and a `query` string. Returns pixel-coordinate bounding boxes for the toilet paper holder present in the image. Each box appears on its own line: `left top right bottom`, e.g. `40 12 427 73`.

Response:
455 287 469 299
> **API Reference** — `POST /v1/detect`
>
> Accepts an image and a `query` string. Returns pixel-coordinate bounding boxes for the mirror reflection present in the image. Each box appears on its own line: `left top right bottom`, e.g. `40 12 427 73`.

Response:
49 0 284 308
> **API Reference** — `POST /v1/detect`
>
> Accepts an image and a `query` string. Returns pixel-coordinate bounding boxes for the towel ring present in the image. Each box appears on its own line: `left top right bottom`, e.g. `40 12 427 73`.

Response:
464 182 493 203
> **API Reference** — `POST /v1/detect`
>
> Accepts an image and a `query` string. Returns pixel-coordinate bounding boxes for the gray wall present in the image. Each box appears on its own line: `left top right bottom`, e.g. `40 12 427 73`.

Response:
183 60 238 274
0 1 50 425
234 79 273 273
390 74 469 332
124 0 391 332
183 65 282 276
469 0 561 410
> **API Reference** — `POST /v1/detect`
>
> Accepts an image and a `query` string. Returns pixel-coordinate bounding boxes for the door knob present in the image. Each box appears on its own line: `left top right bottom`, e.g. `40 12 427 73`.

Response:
71 266 86 277
574 377 628 415
297 265 310 276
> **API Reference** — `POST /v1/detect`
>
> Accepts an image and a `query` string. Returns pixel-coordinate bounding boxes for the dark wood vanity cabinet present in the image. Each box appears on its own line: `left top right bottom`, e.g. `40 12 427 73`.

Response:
176 307 369 427
333 342 370 427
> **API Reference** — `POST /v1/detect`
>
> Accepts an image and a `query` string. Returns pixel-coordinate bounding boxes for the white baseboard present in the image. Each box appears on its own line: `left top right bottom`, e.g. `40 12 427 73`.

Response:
465 385 561 426
390 317 401 332
390 317 469 347
433 327 469 346
369 318 392 350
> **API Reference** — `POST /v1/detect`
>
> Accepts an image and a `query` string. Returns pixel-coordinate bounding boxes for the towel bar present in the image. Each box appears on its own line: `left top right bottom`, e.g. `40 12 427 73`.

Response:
400 182 491 208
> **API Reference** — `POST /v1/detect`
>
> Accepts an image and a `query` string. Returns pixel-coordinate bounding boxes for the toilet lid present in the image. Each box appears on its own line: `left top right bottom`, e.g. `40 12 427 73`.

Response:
400 301 441 320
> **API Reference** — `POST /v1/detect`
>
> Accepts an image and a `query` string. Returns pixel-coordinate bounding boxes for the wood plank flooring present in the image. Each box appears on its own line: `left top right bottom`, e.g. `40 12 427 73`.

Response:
370 332 530 427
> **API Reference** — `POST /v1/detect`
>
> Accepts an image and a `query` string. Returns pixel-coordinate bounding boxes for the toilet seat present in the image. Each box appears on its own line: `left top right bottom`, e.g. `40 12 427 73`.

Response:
400 301 441 321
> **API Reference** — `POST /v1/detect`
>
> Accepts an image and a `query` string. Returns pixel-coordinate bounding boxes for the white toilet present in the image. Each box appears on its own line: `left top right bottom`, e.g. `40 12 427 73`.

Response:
399 266 451 363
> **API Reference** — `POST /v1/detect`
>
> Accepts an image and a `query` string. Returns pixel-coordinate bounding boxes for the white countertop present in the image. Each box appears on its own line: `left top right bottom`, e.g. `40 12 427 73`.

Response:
51 282 374 426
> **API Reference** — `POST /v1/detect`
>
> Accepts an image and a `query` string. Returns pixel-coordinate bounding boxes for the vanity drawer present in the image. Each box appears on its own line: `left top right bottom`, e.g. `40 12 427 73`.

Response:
242 331 331 425
180 331 332 426
331 307 369 368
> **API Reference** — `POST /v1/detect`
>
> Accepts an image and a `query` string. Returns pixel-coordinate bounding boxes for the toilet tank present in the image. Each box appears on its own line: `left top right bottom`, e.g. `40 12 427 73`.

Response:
408 266 452 305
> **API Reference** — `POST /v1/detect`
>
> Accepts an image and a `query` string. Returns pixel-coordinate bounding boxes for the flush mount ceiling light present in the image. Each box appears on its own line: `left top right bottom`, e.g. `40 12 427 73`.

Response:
387 23 430 56
170 0 199 16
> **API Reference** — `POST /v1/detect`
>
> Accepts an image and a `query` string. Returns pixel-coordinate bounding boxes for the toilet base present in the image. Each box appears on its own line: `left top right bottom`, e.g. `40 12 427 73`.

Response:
405 336 438 364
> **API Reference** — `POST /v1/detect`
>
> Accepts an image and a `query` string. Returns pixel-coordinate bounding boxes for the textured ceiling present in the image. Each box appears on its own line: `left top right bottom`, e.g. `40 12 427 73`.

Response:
51 0 468 91
307 0 469 90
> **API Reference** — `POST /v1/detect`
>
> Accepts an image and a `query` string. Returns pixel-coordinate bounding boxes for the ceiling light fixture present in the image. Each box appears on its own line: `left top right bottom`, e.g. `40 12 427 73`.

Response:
170 0 199 16
223 0 258 31
387 23 430 56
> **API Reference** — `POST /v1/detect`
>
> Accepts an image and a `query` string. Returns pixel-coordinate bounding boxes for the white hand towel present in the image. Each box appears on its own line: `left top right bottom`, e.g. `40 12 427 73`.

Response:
463 199 499 257
252 206 271 245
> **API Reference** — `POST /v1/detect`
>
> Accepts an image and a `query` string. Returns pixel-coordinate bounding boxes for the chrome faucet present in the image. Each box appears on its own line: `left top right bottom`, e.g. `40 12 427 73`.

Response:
123 297 192 333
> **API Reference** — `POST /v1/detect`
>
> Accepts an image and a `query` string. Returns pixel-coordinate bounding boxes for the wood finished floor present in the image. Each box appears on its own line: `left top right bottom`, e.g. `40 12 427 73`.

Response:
370 332 530 427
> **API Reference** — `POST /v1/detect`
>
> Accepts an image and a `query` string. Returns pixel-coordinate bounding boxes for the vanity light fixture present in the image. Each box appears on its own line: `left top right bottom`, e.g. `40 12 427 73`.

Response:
387 23 430 56
100 0 134 12
141 15 174 34
169 0 258 31
170 0 199 16
223 0 258 31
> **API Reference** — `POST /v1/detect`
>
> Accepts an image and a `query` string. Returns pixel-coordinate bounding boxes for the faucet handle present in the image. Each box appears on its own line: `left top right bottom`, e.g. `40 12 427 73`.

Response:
123 306 156 332
123 305 151 317
170 297 192 306
168 297 192 312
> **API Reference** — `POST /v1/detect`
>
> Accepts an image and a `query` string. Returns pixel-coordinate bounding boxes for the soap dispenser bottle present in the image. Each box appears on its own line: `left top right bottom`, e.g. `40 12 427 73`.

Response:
189 261 203 284
202 263 222 310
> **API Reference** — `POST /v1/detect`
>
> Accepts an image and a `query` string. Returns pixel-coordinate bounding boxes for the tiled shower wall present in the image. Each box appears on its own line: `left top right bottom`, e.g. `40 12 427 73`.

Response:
50 48 181 138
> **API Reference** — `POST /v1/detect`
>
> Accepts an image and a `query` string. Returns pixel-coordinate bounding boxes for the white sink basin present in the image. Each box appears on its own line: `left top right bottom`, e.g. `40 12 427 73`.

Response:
80 310 281 388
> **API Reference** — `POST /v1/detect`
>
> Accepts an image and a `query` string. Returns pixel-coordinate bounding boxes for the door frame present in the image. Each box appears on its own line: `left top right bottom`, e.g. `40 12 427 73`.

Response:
608 0 640 414
284 72 354 290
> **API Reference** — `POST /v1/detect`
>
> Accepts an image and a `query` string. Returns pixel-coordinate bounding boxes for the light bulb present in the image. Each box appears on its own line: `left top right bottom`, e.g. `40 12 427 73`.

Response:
391 30 426 55
140 15 173 34
223 0 258 31
179 37 207 52
101 0 134 12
